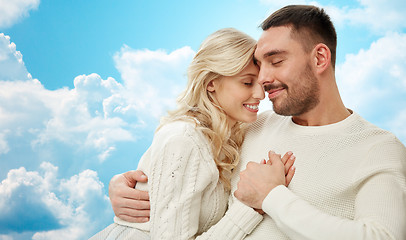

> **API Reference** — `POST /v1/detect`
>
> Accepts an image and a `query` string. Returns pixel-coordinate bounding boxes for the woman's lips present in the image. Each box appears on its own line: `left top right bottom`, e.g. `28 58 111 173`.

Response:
243 104 259 112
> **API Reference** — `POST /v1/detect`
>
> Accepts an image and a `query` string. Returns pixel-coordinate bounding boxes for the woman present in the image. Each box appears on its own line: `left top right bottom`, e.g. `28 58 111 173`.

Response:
90 28 295 239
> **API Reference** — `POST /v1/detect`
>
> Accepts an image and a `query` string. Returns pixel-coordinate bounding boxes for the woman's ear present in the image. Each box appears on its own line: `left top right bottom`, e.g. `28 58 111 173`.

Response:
207 80 216 92
313 43 331 74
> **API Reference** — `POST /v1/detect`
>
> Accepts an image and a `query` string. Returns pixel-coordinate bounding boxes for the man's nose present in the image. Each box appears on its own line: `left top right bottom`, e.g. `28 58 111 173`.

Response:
258 66 275 86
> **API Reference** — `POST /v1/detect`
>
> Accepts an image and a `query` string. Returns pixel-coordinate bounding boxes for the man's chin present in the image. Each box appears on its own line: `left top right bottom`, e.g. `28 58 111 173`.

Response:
272 105 293 116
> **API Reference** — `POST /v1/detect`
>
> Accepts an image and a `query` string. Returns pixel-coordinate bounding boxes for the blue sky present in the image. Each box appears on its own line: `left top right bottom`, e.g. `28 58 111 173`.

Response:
0 0 405 239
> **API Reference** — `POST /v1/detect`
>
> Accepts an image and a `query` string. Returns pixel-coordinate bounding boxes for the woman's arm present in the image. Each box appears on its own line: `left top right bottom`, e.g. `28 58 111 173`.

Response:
146 124 263 239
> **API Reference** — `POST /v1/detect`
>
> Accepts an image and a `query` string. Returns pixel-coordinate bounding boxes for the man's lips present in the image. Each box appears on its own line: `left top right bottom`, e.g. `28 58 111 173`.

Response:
264 85 285 99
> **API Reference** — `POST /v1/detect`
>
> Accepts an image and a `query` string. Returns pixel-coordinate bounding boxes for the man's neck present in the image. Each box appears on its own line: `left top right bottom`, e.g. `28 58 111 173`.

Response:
291 105 351 126
292 74 352 126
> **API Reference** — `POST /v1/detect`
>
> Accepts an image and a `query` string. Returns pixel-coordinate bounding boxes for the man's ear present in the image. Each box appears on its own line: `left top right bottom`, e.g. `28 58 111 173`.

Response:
313 43 331 74
207 80 216 92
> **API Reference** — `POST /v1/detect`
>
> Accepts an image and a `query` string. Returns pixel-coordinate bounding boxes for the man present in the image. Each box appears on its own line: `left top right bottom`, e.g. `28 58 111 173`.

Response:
109 5 406 239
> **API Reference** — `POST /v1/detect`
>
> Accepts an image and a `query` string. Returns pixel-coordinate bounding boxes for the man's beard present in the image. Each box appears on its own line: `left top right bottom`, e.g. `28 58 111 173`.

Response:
268 64 320 116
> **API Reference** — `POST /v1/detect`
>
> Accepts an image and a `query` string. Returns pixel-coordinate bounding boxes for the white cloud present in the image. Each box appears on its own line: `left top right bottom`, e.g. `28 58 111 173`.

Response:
0 33 31 81
32 74 137 158
259 0 312 7
0 132 9 154
337 32 406 141
114 45 194 119
0 0 40 28
0 162 111 239
0 33 195 168
259 1 406 34
0 235 13 240
0 74 136 162
337 32 406 106
0 35 196 237
338 0 406 33
390 110 406 143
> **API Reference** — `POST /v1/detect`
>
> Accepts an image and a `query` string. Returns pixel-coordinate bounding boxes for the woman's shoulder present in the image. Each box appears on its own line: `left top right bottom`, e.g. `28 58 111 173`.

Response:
157 119 199 135
154 119 206 147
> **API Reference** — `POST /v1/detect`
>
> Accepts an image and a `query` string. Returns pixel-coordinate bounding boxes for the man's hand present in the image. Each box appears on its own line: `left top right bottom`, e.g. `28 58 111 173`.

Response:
234 151 295 209
109 170 150 223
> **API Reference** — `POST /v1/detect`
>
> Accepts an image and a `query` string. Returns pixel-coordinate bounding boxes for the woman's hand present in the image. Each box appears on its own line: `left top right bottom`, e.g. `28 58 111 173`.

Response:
235 150 296 209
259 151 296 186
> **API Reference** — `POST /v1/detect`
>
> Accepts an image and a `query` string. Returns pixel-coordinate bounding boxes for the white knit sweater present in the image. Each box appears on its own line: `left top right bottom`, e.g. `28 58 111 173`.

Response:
232 110 406 240
114 120 263 239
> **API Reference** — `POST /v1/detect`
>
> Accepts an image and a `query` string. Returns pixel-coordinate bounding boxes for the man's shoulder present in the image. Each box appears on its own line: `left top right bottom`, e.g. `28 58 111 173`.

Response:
351 112 403 144
347 112 406 168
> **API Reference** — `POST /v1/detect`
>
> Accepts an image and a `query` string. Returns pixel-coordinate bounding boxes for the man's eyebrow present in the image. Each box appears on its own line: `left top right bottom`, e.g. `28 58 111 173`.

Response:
263 50 286 58
254 50 286 66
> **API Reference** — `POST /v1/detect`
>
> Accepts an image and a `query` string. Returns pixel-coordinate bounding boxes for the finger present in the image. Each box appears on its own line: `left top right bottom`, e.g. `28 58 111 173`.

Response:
113 187 150 201
267 150 275 161
246 161 259 168
267 151 283 166
117 214 150 223
120 198 151 210
109 173 134 191
284 153 296 175
281 151 293 165
123 170 148 185
266 150 275 165
117 208 151 217
285 165 296 186
129 189 149 201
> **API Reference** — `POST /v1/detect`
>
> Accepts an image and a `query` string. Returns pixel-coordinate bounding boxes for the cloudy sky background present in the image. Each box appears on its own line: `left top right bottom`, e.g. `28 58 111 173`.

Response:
0 0 405 239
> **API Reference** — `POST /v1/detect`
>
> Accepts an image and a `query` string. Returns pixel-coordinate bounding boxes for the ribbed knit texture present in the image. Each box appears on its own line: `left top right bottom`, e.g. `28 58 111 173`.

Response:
91 120 263 240
231 110 406 240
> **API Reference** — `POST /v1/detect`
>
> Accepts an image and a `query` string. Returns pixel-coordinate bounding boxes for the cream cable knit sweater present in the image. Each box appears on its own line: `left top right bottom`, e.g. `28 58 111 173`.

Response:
233 110 406 240
114 120 263 239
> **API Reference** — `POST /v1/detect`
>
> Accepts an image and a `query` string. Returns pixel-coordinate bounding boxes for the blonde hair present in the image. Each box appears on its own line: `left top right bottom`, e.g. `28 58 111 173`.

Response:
159 28 256 191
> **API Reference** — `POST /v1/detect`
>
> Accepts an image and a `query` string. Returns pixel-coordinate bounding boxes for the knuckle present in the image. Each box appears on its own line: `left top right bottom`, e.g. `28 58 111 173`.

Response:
239 171 246 178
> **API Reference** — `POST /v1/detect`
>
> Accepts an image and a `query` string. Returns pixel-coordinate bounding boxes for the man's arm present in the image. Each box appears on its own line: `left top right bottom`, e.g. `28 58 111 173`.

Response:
110 151 295 223
109 152 295 239
109 171 264 239
235 150 406 240
109 170 150 223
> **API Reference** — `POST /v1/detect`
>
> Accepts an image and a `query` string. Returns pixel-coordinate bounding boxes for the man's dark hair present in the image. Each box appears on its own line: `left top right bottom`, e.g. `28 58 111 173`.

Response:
261 5 337 68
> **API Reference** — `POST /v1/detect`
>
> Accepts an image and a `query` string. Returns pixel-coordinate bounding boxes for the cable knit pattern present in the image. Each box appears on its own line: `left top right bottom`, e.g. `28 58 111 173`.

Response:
98 120 263 240
231 110 406 240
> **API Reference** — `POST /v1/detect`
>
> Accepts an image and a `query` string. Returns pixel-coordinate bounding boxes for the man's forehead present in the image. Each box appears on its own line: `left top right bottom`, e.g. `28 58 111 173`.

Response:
255 27 295 57
255 32 272 54
255 32 279 59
